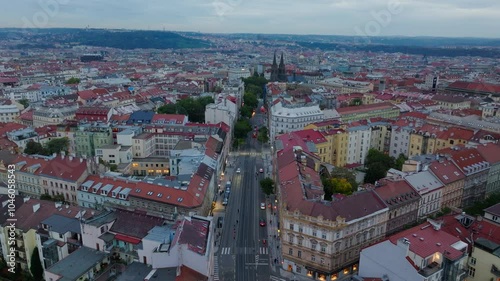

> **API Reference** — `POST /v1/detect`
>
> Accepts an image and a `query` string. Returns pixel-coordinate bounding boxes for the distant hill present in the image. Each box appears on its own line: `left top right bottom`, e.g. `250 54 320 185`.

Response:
72 29 210 49
0 28 210 50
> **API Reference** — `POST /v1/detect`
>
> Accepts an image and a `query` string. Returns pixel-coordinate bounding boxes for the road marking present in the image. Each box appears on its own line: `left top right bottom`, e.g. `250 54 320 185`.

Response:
260 247 268 255
213 256 220 281
221 247 231 255
270 276 287 281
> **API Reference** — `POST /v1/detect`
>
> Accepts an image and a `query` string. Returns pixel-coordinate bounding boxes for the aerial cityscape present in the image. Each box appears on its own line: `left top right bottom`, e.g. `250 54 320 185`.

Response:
0 2 500 281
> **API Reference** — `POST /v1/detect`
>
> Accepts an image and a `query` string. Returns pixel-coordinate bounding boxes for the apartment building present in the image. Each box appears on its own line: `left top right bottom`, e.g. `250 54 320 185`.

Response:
389 124 412 158
476 143 500 196
0 198 95 272
0 103 20 123
405 170 444 219
337 102 399 123
277 149 388 280
442 147 490 207
346 124 372 165
372 177 420 236
32 101 78 128
429 158 465 209
432 95 471 110
269 100 324 141
359 219 469 281
75 123 114 157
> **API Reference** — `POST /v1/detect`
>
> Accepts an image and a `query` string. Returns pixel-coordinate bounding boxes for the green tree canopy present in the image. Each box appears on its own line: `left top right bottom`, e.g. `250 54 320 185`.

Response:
234 119 252 139
24 140 46 155
45 137 69 155
65 77 80 84
260 177 275 195
240 105 253 119
30 247 43 281
19 98 29 108
243 92 258 108
364 149 398 184
157 97 213 123
257 127 269 143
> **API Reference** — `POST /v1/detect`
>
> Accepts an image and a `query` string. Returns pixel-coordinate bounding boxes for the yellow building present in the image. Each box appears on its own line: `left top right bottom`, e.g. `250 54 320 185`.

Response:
467 237 500 281
322 129 348 167
337 102 400 123
408 126 474 157
130 157 170 176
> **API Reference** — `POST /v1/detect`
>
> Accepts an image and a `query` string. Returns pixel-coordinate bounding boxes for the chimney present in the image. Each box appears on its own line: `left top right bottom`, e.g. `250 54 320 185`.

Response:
32 203 41 213
23 197 30 203
52 152 57 158
80 158 83 163
300 155 307 166
69 155 73 161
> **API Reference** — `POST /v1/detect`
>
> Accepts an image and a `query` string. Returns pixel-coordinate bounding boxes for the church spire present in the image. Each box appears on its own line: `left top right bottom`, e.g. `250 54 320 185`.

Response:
273 51 277 66
279 52 284 67
278 52 287 82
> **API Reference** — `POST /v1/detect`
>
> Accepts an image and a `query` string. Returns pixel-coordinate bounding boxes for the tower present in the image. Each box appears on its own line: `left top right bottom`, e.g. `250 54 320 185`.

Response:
270 51 279 82
278 52 287 82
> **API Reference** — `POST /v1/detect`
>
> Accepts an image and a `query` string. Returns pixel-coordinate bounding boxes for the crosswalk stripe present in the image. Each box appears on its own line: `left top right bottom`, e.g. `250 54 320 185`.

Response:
213 256 220 280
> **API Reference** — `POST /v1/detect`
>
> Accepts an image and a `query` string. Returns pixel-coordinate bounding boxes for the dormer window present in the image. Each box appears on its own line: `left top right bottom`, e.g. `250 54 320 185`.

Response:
111 192 117 198
101 190 107 196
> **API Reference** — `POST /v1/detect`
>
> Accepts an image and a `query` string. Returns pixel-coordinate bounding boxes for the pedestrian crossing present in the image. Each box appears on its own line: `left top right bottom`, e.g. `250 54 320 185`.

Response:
220 247 269 255
270 276 287 281
213 256 220 281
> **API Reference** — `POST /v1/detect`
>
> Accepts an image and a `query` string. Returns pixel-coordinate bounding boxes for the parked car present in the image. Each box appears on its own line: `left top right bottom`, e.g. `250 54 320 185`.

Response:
236 168 241 173
260 202 266 210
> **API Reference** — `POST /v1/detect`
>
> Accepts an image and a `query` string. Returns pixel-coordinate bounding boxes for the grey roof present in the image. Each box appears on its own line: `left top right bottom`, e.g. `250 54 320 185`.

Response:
46 247 108 281
404 171 443 193
360 240 420 280
143 226 174 243
41 214 82 234
115 262 153 281
484 202 500 217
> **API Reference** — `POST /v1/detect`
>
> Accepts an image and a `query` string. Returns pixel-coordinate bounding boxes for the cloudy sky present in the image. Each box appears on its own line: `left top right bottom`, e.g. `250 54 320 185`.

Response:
2 0 500 38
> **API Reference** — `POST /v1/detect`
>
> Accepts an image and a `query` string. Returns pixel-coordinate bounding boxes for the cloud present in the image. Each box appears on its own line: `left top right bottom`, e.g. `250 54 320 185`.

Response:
1 0 499 38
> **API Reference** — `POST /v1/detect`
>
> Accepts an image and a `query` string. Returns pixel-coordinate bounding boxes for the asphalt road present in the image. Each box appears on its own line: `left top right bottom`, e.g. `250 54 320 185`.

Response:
218 109 271 281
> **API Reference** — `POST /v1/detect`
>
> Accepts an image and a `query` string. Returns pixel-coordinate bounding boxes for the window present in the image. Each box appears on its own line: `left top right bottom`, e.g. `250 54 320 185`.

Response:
299 226 303 233
289 223 294 231
311 255 315 262
289 236 293 243
298 251 302 258
468 267 475 277
289 248 293 255
321 246 326 253
469 257 476 265
312 230 317 237
322 233 327 239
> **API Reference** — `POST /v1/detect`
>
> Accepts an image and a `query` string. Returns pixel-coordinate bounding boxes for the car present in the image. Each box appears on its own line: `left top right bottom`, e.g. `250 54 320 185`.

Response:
260 202 266 210
252 132 257 138
259 168 264 173
259 219 266 227
236 168 241 174
222 198 228 206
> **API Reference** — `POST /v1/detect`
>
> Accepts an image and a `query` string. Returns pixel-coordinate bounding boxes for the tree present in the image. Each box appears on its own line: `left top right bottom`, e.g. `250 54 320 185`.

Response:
45 138 69 155
364 165 388 184
243 92 258 108
156 103 177 114
240 105 253 119
350 98 362 106
395 153 408 170
364 149 396 184
260 177 275 195
257 127 269 143
30 247 43 281
65 77 80 84
234 119 252 139
464 192 500 216
24 140 46 155
19 98 29 108
328 167 358 190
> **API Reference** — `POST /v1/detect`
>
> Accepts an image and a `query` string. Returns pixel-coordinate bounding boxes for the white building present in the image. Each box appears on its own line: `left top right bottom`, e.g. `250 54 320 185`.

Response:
228 68 251 83
346 124 372 165
95 144 132 165
405 171 444 219
205 96 237 128
359 220 468 281
0 104 20 123
390 125 413 158
269 101 324 141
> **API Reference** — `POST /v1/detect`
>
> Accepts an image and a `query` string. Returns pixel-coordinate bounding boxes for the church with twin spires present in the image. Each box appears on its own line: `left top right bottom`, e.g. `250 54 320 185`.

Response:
270 51 287 82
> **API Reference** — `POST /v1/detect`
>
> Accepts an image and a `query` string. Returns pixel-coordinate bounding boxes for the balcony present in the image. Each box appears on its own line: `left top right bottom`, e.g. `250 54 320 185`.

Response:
419 262 442 277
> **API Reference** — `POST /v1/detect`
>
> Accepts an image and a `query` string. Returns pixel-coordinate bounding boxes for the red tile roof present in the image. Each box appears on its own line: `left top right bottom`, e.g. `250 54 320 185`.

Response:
389 222 464 260
475 143 500 164
39 155 88 182
175 265 208 281
440 213 500 248
0 122 27 136
336 102 395 115
151 114 187 124
429 159 465 184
